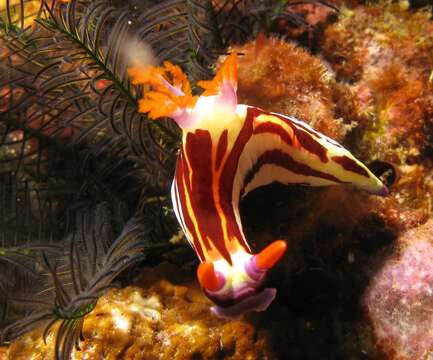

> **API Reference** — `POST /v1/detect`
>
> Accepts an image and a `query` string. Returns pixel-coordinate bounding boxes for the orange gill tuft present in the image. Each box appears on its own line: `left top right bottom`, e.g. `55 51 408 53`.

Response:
128 61 197 119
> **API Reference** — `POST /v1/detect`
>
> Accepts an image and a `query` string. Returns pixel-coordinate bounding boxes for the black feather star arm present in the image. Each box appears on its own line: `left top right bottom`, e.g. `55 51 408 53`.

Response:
0 0 180 188
0 0 335 184
133 0 336 81
0 127 143 250
133 0 222 81
0 142 144 336
0 170 63 330
1 204 171 360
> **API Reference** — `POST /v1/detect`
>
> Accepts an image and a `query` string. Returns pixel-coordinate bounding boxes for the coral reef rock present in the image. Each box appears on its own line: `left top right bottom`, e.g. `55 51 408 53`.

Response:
233 36 359 142
4 264 274 360
322 1 433 231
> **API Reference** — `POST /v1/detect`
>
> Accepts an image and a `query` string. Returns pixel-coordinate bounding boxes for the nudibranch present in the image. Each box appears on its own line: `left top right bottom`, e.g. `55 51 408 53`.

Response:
128 54 388 319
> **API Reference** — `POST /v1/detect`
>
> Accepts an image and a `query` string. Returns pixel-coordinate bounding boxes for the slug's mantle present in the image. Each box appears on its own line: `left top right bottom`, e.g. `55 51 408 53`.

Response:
128 53 388 319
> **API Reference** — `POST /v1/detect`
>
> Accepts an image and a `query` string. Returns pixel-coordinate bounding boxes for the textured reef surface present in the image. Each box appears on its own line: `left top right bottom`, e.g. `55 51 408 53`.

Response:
1 0 433 359
2 264 275 359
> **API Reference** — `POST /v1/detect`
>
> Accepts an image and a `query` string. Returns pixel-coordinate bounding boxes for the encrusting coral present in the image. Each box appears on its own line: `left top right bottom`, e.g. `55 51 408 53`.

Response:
2 264 275 360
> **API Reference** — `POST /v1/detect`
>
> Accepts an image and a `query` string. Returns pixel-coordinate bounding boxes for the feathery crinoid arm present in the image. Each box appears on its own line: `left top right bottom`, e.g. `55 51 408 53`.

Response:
232 107 388 204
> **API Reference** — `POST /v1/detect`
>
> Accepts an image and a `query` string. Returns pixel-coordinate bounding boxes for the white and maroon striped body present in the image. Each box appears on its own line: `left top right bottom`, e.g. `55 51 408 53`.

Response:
129 53 387 318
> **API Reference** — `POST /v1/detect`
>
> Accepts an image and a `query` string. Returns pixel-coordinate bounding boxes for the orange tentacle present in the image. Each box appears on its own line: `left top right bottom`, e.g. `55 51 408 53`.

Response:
254 240 287 270
197 261 224 292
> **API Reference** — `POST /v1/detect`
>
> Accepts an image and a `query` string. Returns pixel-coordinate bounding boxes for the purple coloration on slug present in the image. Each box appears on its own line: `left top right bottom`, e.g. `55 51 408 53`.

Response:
211 288 277 320
244 256 266 281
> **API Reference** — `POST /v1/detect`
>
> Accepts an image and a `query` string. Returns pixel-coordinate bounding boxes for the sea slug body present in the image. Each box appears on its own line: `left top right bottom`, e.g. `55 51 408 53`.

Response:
128 53 387 319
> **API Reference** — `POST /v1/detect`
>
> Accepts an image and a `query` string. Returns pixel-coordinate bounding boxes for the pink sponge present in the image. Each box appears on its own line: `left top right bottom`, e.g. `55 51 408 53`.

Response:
364 220 433 359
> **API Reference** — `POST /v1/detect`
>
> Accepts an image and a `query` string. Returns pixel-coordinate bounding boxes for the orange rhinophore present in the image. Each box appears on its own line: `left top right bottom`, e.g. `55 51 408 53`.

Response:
255 240 287 271
197 262 224 292
129 52 388 319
